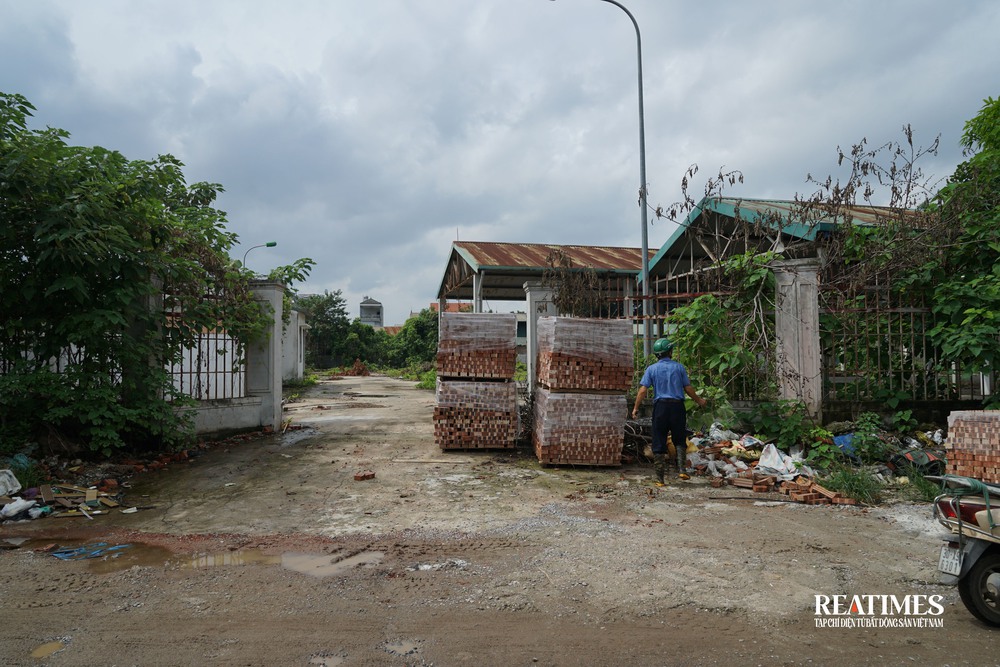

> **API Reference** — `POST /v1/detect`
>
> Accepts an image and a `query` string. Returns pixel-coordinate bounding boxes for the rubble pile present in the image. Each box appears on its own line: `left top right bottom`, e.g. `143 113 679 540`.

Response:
946 411 1000 483
434 313 518 450
672 424 838 502
533 317 631 466
726 473 859 505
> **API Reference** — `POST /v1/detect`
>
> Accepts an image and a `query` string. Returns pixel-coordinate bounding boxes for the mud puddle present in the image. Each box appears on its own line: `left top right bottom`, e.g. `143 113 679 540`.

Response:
14 539 384 578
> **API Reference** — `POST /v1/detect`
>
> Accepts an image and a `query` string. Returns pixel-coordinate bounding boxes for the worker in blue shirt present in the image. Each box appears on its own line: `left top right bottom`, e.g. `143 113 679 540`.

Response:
631 338 707 485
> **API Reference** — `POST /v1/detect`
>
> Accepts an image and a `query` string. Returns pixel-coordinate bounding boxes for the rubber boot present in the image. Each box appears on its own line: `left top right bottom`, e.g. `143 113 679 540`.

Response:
653 454 666 485
677 449 690 481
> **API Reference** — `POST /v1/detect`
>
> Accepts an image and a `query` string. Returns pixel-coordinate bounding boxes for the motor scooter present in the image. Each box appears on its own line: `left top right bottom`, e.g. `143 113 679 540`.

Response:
929 474 1000 626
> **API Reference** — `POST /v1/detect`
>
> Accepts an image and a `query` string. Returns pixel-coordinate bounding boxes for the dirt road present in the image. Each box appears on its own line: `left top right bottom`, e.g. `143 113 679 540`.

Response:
1 376 996 666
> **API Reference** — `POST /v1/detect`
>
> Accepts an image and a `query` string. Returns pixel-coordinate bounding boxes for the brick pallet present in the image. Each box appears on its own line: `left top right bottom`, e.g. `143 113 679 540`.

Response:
946 411 1000 483
533 388 624 466
536 317 633 392
434 379 518 450
436 313 517 380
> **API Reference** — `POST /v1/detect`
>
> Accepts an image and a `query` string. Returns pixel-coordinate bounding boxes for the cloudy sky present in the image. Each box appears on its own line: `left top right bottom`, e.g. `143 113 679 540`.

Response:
3 1 998 325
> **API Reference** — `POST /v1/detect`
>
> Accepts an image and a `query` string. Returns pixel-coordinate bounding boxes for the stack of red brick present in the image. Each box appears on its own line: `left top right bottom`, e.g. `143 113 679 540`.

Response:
946 411 1000 483
536 317 633 392
437 313 517 379
434 313 518 450
533 317 631 466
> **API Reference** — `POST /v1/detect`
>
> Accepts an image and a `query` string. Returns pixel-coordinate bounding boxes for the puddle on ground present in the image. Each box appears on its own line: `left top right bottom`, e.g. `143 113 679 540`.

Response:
278 426 318 447
294 414 381 424
185 549 282 569
87 544 176 574
17 539 383 578
184 548 385 577
281 550 385 577
30 641 64 659
342 392 392 398
384 639 420 657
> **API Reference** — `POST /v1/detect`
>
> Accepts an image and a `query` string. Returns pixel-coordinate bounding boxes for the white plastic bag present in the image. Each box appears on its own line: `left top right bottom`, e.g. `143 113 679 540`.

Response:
757 443 799 481
1 497 36 518
0 469 21 496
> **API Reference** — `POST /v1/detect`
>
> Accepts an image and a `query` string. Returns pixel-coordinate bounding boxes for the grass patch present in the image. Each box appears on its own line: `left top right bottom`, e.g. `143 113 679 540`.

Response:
820 463 884 505
896 465 945 503
11 461 46 490
415 369 436 390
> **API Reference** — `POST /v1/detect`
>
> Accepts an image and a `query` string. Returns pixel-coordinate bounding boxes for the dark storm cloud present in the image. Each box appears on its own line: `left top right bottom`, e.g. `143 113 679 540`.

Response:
1 0 997 323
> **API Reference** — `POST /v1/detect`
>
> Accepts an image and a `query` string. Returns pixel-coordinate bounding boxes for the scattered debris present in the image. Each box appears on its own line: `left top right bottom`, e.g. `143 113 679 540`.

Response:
51 543 132 561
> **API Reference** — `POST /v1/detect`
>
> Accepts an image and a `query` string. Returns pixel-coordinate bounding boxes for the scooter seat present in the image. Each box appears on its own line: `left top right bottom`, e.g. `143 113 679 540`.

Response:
974 509 1000 537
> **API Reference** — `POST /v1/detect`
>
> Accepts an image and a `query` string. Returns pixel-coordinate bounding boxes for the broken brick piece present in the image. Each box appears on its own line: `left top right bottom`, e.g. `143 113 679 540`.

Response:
354 470 376 481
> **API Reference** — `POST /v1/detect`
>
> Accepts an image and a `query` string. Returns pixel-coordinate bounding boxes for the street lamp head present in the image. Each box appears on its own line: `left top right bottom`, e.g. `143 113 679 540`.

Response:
242 241 278 267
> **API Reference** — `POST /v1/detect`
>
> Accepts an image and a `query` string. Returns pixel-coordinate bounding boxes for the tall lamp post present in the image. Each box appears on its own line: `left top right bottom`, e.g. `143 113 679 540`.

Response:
550 0 652 357
242 241 277 271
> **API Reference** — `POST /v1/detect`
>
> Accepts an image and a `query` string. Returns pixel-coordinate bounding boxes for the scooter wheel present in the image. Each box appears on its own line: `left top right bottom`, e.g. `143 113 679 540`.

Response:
958 551 1000 627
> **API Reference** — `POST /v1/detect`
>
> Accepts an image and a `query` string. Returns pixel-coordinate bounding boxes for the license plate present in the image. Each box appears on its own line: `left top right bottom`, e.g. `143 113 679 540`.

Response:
939 543 963 575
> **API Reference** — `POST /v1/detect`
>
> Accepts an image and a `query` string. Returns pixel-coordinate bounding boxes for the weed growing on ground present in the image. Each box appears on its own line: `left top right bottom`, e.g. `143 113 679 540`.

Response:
821 463 883 505
897 465 945 503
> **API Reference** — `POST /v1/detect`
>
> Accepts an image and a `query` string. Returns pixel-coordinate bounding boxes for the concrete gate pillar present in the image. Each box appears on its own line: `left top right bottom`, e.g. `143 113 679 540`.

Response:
773 258 822 419
523 281 557 394
247 280 284 431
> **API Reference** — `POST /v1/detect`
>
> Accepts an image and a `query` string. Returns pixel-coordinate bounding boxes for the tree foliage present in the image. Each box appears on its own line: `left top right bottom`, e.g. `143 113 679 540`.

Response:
295 290 351 368
653 98 1000 410
919 97 1000 377
0 92 273 454
385 308 438 368
294 294 438 371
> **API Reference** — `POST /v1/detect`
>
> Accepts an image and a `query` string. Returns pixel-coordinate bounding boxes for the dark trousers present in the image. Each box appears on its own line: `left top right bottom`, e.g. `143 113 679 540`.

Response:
651 400 687 468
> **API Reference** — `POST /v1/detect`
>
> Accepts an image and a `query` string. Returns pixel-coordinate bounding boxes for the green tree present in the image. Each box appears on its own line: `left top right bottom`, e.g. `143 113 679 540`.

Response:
0 92 271 454
342 318 391 366
388 308 438 368
294 290 350 367
920 97 1000 381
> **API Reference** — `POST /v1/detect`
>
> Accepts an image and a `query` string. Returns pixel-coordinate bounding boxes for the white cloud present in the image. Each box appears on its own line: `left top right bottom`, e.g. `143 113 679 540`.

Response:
2 0 997 325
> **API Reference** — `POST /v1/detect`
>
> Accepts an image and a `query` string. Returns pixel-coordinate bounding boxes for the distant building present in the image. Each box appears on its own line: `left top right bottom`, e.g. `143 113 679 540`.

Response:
429 302 473 314
360 296 383 328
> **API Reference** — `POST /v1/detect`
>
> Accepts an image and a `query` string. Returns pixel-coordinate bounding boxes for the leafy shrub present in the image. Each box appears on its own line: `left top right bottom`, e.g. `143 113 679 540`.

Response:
852 412 889 463
415 370 437 390
745 400 816 450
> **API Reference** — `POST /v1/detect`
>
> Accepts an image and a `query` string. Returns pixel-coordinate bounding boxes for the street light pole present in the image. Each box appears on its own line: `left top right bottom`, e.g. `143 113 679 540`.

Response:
552 0 652 357
242 241 278 270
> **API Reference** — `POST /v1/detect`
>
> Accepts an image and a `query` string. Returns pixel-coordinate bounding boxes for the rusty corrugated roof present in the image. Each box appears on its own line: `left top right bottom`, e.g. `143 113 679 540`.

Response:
453 241 653 272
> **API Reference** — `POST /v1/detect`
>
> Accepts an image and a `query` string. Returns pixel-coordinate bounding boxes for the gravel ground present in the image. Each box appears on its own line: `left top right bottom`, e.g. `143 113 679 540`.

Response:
1 375 996 666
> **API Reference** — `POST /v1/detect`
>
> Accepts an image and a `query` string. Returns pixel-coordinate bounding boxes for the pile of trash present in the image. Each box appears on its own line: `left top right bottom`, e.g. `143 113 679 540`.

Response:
687 423 817 482
660 418 949 505
0 465 135 522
